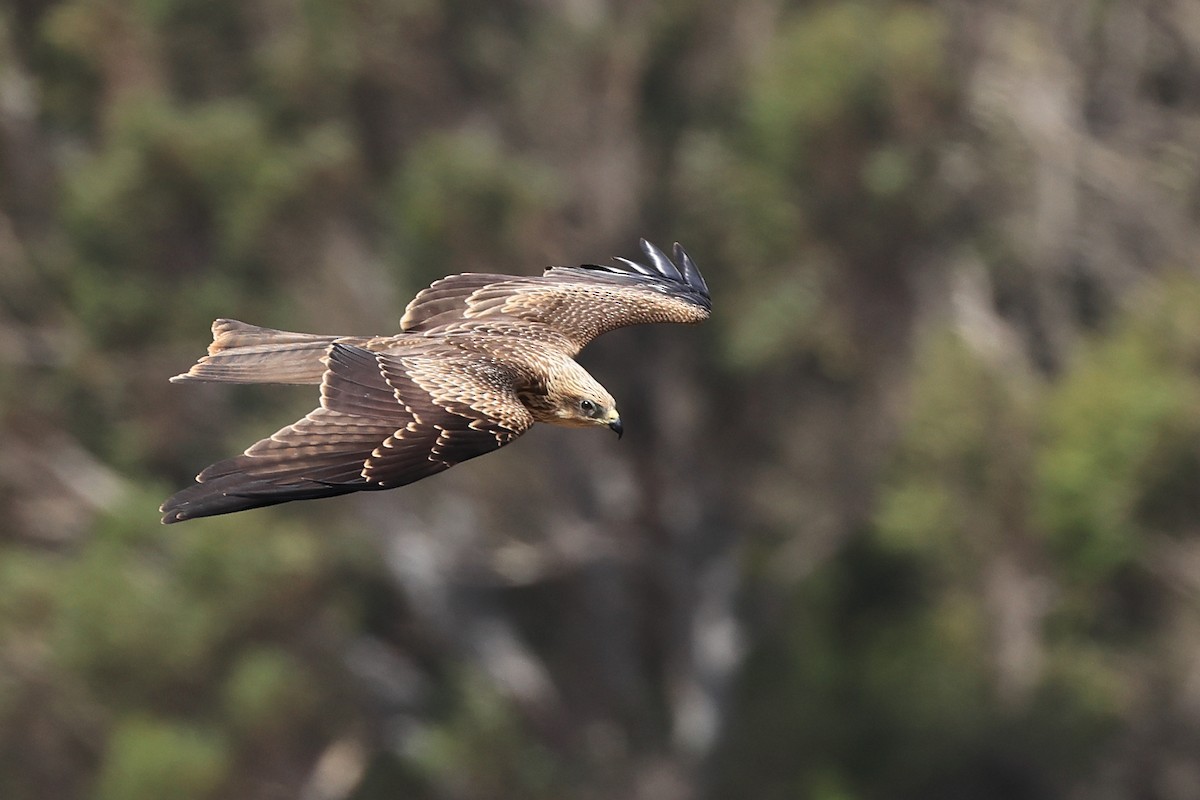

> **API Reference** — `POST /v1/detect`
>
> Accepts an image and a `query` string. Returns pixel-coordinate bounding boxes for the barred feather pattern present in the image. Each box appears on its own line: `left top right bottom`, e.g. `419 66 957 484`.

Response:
161 240 709 522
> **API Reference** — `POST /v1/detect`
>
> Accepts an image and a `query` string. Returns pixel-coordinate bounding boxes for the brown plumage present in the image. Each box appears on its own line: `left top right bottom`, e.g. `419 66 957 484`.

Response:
161 240 710 523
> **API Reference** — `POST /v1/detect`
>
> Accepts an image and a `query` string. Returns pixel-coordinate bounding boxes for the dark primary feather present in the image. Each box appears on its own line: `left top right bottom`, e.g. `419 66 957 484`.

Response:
574 240 709 310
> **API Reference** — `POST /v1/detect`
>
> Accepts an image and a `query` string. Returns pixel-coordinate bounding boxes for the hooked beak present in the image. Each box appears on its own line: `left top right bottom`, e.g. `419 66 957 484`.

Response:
608 417 623 439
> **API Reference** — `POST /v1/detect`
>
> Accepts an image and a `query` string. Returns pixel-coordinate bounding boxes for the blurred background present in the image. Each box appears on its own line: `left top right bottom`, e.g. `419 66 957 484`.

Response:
2 0 1200 798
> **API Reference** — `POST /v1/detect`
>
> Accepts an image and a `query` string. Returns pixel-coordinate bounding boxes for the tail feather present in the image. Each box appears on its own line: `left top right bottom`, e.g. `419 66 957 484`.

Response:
170 319 345 385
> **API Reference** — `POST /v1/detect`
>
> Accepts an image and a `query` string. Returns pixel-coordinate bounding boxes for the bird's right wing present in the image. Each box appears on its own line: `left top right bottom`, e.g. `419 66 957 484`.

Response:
160 342 533 523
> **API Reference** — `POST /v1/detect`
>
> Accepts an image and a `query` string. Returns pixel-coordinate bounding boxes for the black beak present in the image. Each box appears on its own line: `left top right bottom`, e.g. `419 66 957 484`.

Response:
608 418 623 439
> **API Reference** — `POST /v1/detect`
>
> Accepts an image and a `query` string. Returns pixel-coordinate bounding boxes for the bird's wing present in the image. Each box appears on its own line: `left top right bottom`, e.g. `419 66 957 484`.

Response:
399 240 710 355
160 342 532 523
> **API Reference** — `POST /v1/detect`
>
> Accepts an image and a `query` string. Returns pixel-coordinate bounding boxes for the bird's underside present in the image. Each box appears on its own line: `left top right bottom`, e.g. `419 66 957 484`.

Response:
161 239 710 523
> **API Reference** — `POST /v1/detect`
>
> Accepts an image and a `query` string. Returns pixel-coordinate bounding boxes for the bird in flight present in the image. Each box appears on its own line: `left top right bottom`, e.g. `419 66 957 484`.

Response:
161 240 710 523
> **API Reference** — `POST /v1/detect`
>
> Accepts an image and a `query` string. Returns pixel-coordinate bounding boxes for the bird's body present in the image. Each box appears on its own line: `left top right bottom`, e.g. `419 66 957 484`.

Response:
161 240 710 523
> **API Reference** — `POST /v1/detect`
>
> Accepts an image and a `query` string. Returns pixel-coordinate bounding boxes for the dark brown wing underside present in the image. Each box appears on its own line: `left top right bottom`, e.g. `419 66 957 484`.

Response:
160 343 532 523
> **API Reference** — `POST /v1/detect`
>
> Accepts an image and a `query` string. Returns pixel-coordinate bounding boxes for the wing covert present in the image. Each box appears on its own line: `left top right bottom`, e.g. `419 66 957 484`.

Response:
364 348 532 487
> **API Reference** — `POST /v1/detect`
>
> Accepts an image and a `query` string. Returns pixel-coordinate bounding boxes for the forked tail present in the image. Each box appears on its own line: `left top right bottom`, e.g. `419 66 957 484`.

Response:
170 319 344 385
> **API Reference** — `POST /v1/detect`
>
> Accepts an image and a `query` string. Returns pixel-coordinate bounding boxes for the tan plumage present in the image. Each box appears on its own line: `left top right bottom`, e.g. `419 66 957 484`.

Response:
161 240 710 523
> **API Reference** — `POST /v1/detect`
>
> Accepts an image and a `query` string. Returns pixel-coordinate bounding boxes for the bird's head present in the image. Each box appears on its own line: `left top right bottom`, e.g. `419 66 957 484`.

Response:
533 362 623 437
571 393 623 438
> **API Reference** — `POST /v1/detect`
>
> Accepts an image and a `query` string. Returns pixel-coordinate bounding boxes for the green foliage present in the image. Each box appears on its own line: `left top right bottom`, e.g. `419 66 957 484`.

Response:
95 716 230 800
675 132 803 265
0 548 60 636
223 647 320 739
389 129 562 279
746 1 947 174
60 96 354 346
875 331 1032 569
0 485 371 798
1036 280 1200 582
717 539 1115 800
674 0 954 375
718 297 1200 795
790 279 1200 795
875 277 1200 600
5 0 1200 798
52 536 225 701
47 490 339 704
407 670 563 799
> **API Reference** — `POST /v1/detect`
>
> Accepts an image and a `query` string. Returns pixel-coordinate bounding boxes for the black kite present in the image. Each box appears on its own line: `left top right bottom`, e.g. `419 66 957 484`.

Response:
161 240 710 523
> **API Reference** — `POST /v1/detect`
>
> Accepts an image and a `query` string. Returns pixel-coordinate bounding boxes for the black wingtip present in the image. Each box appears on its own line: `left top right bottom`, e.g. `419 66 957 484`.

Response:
638 238 683 281
160 471 364 524
673 242 709 297
578 238 711 310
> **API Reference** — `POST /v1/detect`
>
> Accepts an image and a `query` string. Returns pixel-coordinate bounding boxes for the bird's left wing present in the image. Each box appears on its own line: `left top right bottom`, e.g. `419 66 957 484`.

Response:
399 240 710 355
160 342 533 523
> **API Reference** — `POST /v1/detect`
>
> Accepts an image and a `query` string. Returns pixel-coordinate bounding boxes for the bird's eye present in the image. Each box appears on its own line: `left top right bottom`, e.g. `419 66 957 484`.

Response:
579 399 596 415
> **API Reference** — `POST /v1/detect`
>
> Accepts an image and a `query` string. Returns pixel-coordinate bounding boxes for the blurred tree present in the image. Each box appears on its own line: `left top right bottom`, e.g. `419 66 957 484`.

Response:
1 0 1199 798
